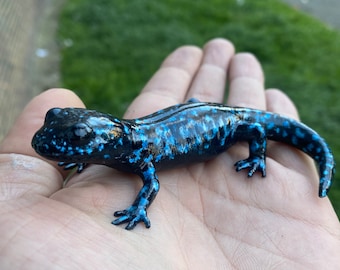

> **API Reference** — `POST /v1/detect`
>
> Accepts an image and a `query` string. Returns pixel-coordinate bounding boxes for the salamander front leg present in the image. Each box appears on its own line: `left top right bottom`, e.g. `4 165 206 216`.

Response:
58 161 88 173
112 162 160 230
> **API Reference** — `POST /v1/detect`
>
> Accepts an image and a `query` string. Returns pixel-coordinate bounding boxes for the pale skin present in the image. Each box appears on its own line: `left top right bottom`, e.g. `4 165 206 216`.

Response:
0 38 339 269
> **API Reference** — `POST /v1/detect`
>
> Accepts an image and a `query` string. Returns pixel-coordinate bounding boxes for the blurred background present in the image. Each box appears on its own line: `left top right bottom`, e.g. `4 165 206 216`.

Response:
0 0 339 215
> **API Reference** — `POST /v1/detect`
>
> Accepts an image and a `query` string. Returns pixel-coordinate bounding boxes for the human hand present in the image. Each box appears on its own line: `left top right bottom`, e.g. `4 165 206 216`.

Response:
0 38 339 269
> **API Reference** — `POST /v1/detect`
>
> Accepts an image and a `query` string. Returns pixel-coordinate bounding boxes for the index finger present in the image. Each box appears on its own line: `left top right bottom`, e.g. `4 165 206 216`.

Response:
124 46 203 119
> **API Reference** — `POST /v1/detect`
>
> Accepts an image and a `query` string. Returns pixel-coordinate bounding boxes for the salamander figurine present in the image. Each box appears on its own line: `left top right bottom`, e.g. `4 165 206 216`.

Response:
31 98 335 230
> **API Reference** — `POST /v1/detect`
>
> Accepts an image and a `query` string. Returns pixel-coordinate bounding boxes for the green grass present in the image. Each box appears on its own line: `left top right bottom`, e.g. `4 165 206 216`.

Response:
59 0 340 215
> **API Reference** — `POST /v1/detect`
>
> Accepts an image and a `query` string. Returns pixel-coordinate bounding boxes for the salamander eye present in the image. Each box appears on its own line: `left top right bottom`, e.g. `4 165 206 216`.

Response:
72 123 92 139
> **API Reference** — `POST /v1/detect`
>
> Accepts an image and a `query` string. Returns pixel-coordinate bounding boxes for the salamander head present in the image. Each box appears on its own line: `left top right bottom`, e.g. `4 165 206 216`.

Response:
32 107 123 162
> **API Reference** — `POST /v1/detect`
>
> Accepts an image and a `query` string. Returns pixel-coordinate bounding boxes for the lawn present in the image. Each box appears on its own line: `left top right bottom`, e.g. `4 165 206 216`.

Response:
59 0 340 214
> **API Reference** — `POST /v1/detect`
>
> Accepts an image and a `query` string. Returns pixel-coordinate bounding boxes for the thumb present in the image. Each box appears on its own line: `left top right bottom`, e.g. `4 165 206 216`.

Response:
0 88 85 199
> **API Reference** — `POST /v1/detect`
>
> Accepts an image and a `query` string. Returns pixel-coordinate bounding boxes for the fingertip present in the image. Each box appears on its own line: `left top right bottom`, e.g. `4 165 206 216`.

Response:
227 53 266 109
125 46 203 118
161 45 203 70
26 88 85 125
265 89 300 120
186 38 235 102
203 38 235 57
228 53 264 82
30 88 85 110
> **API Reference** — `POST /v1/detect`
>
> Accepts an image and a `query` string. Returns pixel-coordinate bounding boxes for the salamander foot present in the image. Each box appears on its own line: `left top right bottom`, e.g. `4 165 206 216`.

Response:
112 205 151 230
234 156 266 177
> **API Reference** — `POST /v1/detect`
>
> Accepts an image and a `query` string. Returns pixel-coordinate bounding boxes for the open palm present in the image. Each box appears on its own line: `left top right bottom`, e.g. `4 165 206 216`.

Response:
0 38 339 269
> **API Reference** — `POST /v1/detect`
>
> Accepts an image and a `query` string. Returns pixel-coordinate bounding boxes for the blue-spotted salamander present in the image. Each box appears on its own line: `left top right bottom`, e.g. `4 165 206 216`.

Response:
31 98 335 230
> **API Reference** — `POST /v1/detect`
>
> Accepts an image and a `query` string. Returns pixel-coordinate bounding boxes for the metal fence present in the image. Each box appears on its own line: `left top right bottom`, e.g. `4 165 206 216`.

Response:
0 0 63 141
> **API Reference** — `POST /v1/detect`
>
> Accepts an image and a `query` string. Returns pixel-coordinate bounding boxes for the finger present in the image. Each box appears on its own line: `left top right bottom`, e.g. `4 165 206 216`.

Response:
0 88 85 176
124 45 203 118
265 89 299 120
227 53 266 110
265 89 317 176
186 38 235 103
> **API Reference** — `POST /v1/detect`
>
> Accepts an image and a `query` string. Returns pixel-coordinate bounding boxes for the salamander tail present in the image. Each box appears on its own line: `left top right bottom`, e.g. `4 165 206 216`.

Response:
262 112 335 197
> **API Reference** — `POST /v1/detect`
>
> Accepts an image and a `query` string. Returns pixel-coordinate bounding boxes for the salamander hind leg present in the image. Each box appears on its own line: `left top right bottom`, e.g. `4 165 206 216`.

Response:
235 156 266 177
233 123 267 177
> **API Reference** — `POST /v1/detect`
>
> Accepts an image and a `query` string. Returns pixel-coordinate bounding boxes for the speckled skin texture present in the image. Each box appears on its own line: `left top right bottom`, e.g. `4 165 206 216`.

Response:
32 99 335 230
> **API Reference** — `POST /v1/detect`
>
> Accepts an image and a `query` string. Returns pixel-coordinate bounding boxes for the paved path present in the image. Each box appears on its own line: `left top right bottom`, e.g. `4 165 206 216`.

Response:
282 0 340 29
